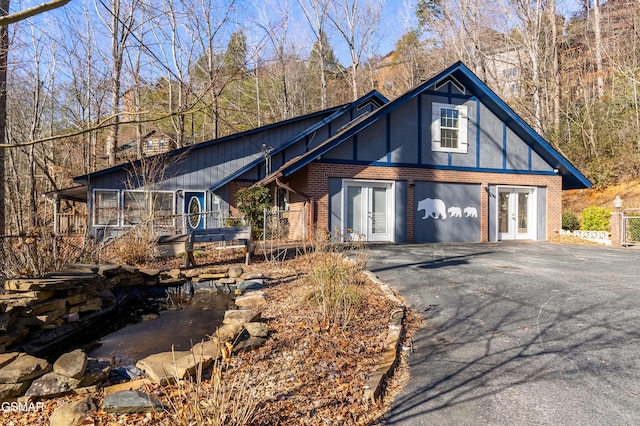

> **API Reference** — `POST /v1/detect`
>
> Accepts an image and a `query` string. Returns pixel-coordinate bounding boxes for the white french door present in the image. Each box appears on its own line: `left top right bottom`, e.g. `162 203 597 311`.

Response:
498 187 535 240
344 181 393 242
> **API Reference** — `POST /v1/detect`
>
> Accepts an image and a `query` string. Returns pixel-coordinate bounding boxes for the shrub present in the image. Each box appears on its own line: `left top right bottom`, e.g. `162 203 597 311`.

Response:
562 211 580 231
225 218 244 227
581 206 611 231
305 248 363 331
235 186 271 238
110 224 158 265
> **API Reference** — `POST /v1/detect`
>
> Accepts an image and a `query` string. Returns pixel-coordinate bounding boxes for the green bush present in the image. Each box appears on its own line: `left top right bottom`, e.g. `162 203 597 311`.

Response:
581 206 611 231
236 186 271 237
225 218 244 227
562 211 580 231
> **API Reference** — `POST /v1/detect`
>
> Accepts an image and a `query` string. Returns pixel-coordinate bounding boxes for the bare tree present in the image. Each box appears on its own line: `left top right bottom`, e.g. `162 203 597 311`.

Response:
592 0 605 97
95 0 140 166
297 0 331 109
0 0 71 242
327 0 381 101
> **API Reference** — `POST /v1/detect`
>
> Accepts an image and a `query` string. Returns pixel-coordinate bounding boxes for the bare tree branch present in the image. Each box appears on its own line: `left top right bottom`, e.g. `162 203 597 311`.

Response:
0 0 71 26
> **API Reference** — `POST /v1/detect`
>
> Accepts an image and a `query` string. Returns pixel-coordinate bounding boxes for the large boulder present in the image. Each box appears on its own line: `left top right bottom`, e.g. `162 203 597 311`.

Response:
0 354 51 383
49 397 96 426
102 390 165 414
0 352 20 369
237 279 264 291
53 349 87 379
244 322 269 338
234 291 266 308
0 382 30 401
135 351 192 385
25 372 81 398
77 358 110 388
223 309 261 326
228 266 243 278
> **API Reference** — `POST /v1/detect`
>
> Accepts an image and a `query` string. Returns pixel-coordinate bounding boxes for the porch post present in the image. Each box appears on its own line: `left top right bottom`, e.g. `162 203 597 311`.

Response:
610 195 623 246
610 211 622 247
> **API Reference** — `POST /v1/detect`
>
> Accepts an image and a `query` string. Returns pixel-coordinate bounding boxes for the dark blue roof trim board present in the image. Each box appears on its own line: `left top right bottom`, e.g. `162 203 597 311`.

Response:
208 90 388 192
265 62 591 190
314 159 561 175
73 104 346 185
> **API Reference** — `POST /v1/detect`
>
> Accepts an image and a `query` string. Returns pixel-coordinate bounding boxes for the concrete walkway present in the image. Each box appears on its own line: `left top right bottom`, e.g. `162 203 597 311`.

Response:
366 242 640 425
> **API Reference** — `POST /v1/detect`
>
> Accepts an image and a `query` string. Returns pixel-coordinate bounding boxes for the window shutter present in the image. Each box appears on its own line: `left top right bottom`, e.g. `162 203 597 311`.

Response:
458 105 468 149
431 105 441 145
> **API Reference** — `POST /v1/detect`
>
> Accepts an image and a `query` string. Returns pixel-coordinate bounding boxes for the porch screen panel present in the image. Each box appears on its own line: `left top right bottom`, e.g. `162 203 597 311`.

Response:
123 191 145 225
95 190 119 226
151 192 174 228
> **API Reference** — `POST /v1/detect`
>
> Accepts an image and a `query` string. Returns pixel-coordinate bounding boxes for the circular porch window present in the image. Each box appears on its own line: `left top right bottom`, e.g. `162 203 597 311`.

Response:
188 196 201 229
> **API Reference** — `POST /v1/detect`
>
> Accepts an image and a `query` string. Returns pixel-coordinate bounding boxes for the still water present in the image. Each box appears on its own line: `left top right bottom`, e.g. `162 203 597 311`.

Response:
88 292 236 365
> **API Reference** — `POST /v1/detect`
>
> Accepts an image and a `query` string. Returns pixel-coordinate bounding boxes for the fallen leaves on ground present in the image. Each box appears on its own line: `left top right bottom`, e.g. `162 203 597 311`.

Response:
1 251 418 426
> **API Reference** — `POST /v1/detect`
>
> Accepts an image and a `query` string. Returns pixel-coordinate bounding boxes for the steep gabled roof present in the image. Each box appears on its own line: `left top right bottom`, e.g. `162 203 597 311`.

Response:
73 105 345 185
259 61 591 190
209 90 388 192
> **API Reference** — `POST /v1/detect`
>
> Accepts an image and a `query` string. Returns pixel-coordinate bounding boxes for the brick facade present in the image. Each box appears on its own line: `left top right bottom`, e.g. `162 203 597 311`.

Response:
282 162 562 243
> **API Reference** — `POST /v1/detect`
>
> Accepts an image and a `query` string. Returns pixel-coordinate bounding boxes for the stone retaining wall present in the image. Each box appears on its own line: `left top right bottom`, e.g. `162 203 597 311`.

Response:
0 264 264 355
0 263 267 404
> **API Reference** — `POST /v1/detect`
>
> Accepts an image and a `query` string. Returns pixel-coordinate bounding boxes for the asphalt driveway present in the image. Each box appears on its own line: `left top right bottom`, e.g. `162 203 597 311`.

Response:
365 242 640 425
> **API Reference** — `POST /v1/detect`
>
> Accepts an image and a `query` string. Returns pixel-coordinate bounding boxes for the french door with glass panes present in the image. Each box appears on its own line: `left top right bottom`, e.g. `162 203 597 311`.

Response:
344 181 393 242
498 187 535 240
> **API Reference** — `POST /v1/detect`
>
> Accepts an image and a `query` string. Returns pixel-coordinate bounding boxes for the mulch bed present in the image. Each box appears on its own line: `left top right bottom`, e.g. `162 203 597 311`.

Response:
3 250 419 426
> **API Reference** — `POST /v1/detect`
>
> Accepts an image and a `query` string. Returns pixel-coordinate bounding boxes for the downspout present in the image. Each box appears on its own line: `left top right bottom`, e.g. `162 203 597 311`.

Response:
43 194 58 234
275 175 315 239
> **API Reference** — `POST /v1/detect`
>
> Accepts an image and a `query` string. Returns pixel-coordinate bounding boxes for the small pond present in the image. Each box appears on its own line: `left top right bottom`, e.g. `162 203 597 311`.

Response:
87 292 236 365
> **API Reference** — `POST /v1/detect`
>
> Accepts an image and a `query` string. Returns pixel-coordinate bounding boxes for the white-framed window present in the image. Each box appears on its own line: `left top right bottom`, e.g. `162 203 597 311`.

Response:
150 192 175 227
94 189 175 227
431 102 468 153
94 190 119 226
123 190 146 225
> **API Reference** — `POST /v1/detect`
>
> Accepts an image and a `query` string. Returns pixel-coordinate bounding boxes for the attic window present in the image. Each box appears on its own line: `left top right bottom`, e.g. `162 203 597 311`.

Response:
431 102 468 154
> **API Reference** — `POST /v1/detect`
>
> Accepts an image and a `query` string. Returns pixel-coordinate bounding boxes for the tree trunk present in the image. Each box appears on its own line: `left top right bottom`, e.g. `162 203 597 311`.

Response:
593 0 604 97
0 0 8 238
550 0 561 133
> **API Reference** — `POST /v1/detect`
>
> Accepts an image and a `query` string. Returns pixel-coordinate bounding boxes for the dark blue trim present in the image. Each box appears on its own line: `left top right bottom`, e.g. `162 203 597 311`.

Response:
386 115 391 163
206 90 390 192
448 152 452 167
74 106 344 184
448 81 453 103
528 146 532 171
76 90 389 186
502 123 507 170
475 99 481 168
274 62 590 189
313 158 559 176
418 94 423 164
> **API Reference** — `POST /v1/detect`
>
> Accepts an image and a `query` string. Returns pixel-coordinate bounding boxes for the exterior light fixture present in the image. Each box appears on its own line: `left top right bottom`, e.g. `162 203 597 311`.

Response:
614 195 623 212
